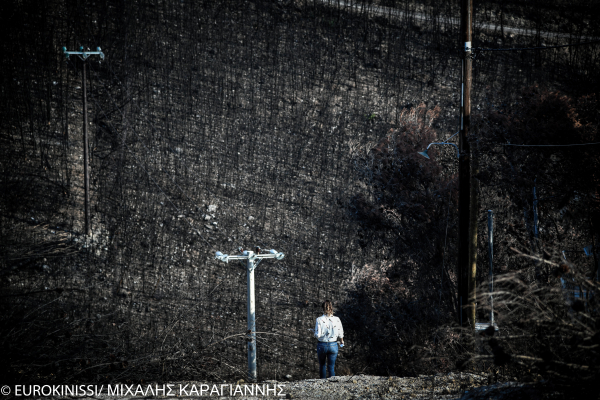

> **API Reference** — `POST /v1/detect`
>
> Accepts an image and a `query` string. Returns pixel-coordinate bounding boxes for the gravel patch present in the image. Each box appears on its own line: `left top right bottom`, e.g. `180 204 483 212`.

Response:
52 373 529 400
274 373 501 399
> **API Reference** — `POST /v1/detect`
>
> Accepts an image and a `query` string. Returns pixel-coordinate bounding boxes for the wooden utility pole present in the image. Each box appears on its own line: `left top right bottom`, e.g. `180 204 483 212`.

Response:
63 47 105 237
458 0 476 328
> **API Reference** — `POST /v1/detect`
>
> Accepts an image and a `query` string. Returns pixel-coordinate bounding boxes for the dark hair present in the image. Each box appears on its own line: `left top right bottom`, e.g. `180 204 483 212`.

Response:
322 300 333 316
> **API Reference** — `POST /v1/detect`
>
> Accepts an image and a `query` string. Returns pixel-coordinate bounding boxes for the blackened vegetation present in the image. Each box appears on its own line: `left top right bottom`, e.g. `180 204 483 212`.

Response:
464 88 600 397
474 260 600 398
345 103 461 376
0 0 599 391
474 87 600 282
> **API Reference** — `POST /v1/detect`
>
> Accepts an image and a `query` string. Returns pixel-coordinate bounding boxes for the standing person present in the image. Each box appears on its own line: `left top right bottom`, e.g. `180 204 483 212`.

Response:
314 300 344 379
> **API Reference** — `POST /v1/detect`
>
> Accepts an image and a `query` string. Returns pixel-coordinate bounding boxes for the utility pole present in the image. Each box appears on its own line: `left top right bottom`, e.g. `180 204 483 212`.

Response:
469 143 479 329
215 247 285 382
532 180 541 267
62 47 105 237
533 181 539 239
457 0 475 328
488 210 494 326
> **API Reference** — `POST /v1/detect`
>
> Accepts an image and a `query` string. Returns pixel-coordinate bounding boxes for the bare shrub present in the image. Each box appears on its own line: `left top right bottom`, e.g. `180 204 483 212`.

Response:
342 104 463 376
470 248 600 398
474 87 600 278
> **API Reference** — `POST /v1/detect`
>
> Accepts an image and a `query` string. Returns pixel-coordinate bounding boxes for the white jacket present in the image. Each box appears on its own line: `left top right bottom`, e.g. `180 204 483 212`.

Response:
314 314 344 342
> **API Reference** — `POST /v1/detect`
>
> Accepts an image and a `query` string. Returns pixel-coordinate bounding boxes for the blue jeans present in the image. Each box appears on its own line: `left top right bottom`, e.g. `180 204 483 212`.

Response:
317 342 338 379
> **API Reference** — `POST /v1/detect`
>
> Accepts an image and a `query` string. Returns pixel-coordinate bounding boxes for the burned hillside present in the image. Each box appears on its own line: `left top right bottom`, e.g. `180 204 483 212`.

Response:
1 0 599 386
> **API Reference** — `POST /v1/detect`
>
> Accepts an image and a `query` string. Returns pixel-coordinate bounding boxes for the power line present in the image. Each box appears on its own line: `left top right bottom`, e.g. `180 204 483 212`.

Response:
474 39 600 53
503 142 600 147
472 40 600 61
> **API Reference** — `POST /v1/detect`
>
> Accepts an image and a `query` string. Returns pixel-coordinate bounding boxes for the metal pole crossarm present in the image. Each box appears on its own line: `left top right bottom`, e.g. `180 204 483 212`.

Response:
418 142 460 159
62 46 105 60
418 131 460 159
214 248 284 382
215 250 285 263
226 254 283 260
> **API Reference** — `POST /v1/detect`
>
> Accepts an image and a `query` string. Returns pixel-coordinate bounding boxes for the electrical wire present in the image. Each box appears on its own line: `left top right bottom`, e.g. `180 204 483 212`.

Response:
503 142 600 147
471 39 600 61
475 39 600 53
